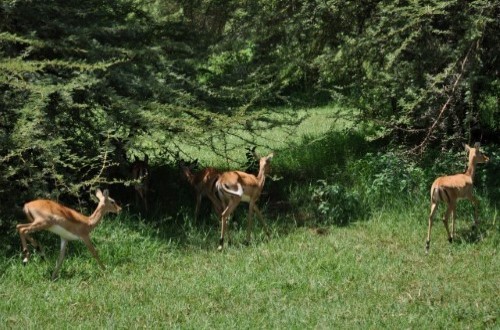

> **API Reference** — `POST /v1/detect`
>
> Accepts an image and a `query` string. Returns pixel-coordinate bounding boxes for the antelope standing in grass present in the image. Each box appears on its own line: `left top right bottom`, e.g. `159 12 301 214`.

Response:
130 155 150 212
426 143 489 253
180 159 222 222
17 189 121 280
215 153 274 250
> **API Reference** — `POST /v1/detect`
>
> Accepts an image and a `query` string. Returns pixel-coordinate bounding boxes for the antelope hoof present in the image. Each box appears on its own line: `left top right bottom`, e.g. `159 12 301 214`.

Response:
425 241 430 254
448 237 453 244
22 257 29 265
217 245 223 251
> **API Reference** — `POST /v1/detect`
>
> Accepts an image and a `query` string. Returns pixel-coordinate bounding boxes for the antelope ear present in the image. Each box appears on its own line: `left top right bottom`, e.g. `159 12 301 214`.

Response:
464 144 471 152
473 142 481 148
267 153 274 161
95 189 104 199
103 189 110 198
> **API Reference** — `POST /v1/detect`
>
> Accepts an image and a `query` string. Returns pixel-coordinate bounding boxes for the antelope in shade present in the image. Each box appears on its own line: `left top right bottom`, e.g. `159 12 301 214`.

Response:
17 189 121 280
215 153 274 250
130 155 150 212
180 159 222 222
426 143 489 253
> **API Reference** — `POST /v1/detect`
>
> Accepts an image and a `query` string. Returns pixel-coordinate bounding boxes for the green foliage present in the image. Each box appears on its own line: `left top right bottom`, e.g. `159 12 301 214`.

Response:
1 0 499 245
352 151 427 206
310 180 363 226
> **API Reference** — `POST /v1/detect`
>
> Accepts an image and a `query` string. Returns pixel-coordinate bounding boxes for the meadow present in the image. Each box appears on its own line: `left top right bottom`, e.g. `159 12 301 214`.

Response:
0 106 498 329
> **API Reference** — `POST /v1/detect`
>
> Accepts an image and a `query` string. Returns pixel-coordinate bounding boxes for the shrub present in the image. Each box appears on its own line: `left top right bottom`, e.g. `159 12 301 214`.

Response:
309 179 364 226
352 151 426 207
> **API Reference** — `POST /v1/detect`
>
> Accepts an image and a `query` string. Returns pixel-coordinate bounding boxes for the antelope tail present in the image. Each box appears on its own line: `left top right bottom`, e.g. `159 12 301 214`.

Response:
431 187 440 203
431 186 450 203
217 182 244 197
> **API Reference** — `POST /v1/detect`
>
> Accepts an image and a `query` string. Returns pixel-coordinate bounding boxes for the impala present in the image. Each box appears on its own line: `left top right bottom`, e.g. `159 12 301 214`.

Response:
215 152 274 250
130 155 150 212
180 159 222 221
426 143 489 253
17 189 121 280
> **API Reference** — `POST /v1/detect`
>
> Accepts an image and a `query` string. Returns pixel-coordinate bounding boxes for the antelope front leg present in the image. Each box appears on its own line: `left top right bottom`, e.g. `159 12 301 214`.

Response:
81 236 105 270
253 204 270 237
451 205 457 240
246 203 255 244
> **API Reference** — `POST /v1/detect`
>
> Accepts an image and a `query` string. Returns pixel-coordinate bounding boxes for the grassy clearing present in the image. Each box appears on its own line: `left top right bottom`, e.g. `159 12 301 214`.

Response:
0 200 498 328
166 105 355 166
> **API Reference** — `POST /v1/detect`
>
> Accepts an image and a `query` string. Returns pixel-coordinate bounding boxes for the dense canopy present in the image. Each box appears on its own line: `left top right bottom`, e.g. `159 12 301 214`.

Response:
1 0 498 213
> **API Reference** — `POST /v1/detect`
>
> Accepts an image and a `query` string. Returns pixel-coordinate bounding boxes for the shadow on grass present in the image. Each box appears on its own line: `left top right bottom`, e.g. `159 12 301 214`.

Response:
455 218 497 245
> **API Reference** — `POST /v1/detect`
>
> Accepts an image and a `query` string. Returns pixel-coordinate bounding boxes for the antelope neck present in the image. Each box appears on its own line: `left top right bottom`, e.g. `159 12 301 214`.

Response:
464 158 476 179
256 167 267 188
88 206 105 228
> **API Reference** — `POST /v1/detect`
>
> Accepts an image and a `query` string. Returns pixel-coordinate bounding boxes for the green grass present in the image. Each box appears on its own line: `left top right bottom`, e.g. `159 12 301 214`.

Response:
1 105 498 328
1 201 498 328
165 105 355 166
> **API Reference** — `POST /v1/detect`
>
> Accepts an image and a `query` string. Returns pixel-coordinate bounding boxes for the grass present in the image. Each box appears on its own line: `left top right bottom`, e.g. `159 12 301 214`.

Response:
165 104 354 166
1 104 498 328
0 200 498 328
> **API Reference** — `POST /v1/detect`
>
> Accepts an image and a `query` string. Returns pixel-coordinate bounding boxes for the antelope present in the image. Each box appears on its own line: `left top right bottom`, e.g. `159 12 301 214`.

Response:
426 143 489 253
180 159 222 222
17 189 121 280
215 152 274 250
130 155 150 212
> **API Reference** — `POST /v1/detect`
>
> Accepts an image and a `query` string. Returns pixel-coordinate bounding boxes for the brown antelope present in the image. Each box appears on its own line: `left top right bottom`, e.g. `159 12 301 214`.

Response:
17 189 121 280
215 153 274 250
426 143 489 253
130 155 150 212
180 160 222 221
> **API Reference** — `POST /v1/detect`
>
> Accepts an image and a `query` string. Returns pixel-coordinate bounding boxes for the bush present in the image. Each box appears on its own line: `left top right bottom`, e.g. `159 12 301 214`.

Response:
310 180 364 226
351 151 426 207
286 179 364 227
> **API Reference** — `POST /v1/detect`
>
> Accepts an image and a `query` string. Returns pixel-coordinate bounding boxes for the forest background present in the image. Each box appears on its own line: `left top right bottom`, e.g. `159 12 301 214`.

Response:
1 0 499 243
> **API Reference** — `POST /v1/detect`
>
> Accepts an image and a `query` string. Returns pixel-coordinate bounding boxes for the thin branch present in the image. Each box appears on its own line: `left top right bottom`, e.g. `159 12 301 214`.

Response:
412 38 482 154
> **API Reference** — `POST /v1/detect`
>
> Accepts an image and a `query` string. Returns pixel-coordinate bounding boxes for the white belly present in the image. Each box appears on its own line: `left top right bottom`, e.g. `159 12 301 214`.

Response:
48 225 80 241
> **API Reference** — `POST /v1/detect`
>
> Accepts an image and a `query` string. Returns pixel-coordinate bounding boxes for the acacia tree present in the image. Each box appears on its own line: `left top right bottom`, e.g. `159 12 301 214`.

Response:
0 0 207 210
1 0 499 217
0 0 298 221
317 0 500 150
